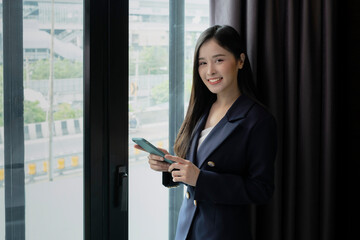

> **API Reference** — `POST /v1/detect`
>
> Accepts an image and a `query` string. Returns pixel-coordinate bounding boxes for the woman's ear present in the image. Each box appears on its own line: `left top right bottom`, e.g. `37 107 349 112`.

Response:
238 53 246 69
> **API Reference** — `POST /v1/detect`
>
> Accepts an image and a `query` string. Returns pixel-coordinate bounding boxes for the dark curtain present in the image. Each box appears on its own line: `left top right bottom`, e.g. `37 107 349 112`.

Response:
209 0 350 239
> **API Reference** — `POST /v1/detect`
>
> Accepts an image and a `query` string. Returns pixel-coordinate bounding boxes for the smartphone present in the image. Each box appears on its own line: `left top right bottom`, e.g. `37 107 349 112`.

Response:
132 137 174 164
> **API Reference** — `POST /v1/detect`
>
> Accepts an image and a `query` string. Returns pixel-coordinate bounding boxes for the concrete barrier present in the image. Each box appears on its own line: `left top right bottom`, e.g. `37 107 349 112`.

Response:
0 118 83 143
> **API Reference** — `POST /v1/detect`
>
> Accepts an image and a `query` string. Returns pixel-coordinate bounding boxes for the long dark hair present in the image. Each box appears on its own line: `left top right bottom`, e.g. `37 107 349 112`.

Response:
174 25 259 158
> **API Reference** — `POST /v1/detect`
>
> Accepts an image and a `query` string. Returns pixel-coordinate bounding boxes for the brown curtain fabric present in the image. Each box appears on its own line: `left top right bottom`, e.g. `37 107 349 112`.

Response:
209 1 346 239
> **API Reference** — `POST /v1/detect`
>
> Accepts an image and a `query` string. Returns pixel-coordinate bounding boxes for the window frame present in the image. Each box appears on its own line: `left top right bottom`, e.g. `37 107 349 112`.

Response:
84 0 186 239
2 0 188 238
3 0 26 238
168 1 185 239
84 0 129 239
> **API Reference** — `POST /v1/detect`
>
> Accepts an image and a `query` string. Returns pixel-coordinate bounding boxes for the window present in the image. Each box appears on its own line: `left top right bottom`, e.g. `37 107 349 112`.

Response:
128 0 208 239
0 0 83 239
1 1 209 239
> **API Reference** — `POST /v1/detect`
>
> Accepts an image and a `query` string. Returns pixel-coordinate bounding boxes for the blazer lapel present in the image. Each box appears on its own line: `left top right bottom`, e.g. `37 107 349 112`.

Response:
196 95 255 168
187 111 208 165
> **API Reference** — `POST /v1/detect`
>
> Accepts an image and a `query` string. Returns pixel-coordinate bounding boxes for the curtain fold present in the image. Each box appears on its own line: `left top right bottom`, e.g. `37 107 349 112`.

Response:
209 0 341 239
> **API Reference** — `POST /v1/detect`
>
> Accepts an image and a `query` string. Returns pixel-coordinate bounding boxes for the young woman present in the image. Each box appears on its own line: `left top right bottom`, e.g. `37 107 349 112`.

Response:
135 25 277 240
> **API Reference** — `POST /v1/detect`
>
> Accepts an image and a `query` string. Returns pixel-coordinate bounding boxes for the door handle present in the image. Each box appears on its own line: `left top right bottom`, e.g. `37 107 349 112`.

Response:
115 165 128 210
118 165 128 180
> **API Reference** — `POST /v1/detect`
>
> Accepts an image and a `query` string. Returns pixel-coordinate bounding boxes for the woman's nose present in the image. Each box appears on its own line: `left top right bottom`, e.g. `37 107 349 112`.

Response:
207 63 216 75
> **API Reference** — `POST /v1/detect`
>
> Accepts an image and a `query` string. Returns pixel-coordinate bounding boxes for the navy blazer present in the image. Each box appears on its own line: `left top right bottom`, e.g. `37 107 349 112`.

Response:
163 95 277 240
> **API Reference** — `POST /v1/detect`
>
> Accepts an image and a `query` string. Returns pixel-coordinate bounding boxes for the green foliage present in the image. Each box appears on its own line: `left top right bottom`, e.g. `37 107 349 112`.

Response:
150 80 169 105
129 46 168 76
129 103 134 112
54 103 82 120
28 59 83 80
24 101 46 124
150 77 192 106
0 62 84 127
0 91 48 126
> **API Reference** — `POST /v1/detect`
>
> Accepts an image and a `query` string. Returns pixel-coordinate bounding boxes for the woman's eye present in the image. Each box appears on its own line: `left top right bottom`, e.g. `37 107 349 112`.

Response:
215 59 223 63
199 62 206 66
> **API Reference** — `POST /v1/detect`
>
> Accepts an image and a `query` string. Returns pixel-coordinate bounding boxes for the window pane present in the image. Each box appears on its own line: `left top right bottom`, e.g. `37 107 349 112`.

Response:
129 0 170 238
129 0 208 239
23 0 83 239
0 0 4 238
184 0 209 105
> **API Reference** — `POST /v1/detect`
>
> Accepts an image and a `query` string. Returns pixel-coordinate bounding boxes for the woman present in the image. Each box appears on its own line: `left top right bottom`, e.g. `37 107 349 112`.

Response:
136 25 277 240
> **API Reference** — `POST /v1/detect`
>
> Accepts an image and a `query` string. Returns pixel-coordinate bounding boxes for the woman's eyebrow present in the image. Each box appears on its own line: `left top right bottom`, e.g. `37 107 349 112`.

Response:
212 54 226 58
198 54 226 60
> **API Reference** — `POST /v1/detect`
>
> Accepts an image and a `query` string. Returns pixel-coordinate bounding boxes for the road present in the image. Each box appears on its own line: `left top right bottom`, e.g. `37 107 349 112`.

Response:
0 121 169 164
0 121 172 240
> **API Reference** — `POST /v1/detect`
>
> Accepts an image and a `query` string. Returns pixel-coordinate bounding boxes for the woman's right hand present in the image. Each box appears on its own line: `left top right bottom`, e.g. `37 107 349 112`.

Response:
134 145 171 172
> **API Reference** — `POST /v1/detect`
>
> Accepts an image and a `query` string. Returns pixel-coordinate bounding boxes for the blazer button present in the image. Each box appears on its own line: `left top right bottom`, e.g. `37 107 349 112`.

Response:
207 161 215 167
186 191 190 199
194 200 197 206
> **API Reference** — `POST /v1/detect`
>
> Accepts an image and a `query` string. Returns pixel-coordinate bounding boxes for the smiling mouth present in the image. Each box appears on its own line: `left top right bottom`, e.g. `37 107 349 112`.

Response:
208 77 223 85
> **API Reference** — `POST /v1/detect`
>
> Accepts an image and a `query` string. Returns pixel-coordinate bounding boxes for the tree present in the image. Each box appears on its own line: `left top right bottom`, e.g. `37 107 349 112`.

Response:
53 103 82 120
150 80 169 105
28 58 83 80
129 46 168 76
150 78 192 106
24 101 46 124
1 66 48 126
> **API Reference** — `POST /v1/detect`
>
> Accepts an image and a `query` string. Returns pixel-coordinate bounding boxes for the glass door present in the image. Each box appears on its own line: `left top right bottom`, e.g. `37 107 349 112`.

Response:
128 0 208 239
129 1 170 238
24 1 84 239
0 0 83 239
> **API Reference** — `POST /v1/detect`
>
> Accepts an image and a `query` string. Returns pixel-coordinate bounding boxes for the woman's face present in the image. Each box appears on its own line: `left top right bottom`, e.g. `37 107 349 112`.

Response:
198 39 244 97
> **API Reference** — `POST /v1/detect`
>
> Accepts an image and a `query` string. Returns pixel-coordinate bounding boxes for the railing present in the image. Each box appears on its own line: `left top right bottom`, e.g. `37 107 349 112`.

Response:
0 118 83 144
0 137 168 187
0 152 83 187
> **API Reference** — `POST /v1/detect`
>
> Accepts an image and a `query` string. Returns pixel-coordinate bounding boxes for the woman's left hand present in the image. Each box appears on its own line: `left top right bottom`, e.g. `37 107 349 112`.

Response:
166 155 200 187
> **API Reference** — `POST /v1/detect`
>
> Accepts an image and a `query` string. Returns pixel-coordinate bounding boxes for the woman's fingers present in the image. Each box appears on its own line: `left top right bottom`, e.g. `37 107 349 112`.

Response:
148 153 164 161
148 154 170 172
158 148 170 155
171 169 190 184
133 140 199 184
165 155 200 186
134 144 144 151
133 144 171 172
165 154 187 164
148 158 170 172
167 155 188 172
